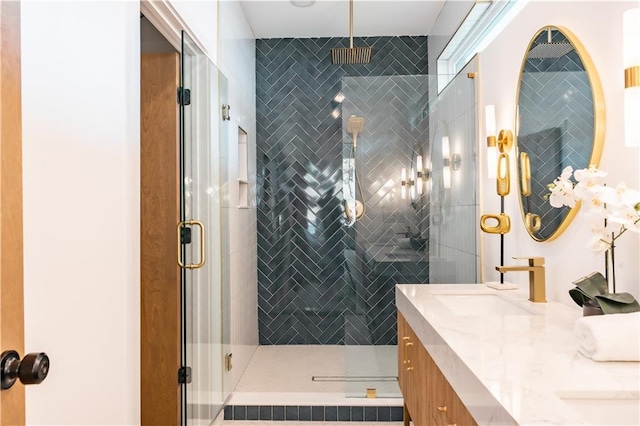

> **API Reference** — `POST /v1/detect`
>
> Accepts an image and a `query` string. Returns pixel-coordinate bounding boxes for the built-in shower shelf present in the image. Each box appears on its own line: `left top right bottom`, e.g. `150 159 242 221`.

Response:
237 127 250 208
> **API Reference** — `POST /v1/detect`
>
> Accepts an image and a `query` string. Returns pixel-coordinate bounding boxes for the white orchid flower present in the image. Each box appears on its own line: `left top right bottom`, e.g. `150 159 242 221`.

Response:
547 167 639 251
549 179 577 208
574 166 607 183
560 165 574 181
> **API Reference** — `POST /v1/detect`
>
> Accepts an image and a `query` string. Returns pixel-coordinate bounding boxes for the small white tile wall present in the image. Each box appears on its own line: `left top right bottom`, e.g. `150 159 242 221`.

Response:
218 0 258 393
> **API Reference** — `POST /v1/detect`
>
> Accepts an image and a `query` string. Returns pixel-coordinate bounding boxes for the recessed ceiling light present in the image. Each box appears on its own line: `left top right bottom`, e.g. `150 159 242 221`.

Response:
290 0 315 7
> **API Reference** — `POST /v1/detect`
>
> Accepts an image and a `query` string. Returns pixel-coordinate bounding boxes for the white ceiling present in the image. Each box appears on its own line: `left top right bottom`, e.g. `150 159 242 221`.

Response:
238 1 447 39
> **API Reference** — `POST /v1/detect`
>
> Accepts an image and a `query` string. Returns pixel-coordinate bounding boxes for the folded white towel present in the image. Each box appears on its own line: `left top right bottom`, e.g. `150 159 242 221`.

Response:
574 312 640 361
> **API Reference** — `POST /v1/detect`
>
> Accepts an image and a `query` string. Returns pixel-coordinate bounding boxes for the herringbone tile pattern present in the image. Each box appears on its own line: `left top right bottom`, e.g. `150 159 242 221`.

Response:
519 30 593 240
256 37 428 345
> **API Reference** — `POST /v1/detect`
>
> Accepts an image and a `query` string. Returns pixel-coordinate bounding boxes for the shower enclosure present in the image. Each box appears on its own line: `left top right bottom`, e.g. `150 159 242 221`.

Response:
257 66 478 400
256 35 479 401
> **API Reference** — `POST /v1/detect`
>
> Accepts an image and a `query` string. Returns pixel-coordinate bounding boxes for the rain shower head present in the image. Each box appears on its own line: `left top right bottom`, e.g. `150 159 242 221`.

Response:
527 28 574 59
347 115 365 148
330 0 373 64
331 46 372 65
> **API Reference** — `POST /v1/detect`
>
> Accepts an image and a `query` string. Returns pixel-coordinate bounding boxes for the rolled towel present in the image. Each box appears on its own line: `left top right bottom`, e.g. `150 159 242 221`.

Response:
574 312 640 361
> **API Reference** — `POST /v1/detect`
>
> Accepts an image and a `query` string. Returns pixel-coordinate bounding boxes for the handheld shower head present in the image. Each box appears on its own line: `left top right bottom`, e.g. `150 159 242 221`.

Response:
347 115 365 148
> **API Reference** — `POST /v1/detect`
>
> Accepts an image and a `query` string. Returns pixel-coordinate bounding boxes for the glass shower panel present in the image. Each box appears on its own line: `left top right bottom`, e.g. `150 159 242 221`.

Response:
428 59 479 285
341 75 431 398
341 67 478 398
180 31 225 425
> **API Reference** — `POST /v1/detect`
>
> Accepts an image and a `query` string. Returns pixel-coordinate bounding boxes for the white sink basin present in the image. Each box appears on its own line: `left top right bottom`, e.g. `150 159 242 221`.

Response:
556 392 640 425
435 294 534 316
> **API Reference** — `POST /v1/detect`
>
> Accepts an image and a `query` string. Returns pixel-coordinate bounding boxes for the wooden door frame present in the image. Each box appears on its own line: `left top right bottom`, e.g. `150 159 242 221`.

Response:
140 52 181 425
0 1 25 424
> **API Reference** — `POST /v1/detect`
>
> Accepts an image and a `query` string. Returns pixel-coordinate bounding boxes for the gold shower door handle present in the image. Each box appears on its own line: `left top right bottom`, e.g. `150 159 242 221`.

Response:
177 220 206 269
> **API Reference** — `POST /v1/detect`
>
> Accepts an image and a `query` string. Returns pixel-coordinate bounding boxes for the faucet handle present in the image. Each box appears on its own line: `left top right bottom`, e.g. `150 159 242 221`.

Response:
513 256 544 266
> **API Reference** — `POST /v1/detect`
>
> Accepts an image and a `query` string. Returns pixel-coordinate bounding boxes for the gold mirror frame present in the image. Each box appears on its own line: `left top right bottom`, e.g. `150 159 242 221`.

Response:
515 25 605 242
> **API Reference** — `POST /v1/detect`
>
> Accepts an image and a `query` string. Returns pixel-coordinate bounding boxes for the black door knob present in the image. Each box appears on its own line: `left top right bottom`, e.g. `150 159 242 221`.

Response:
1 350 49 390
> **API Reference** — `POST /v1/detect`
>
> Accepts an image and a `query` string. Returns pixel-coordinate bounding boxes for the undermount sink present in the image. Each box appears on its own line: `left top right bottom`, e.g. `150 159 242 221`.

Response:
435 294 534 316
556 391 640 425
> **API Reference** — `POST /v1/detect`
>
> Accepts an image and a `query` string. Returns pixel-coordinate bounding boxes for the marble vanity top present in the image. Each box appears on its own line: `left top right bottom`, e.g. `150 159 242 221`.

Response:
396 284 640 425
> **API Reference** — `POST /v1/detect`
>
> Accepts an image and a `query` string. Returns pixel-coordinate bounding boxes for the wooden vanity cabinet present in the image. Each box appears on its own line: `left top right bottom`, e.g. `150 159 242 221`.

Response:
398 312 477 426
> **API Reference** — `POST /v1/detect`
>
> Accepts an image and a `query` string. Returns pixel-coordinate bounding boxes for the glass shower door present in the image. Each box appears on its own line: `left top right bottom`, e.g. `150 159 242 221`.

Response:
179 31 225 425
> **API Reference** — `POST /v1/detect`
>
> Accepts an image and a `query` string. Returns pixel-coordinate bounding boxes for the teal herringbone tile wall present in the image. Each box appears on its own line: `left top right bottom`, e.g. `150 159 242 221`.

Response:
256 36 428 345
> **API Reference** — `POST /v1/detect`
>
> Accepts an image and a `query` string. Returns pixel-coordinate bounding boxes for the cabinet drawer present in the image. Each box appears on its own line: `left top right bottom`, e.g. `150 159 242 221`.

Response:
429 355 476 426
398 310 476 426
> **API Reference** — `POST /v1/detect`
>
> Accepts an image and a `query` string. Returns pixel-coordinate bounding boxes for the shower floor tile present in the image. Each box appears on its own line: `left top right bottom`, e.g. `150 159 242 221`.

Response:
229 345 401 406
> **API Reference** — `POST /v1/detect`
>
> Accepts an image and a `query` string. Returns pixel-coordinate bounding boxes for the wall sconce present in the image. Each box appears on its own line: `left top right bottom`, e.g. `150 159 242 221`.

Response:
415 155 431 195
401 168 417 200
624 6 640 147
401 167 409 199
485 105 514 176
485 105 498 179
442 136 460 189
481 105 515 288
401 156 431 199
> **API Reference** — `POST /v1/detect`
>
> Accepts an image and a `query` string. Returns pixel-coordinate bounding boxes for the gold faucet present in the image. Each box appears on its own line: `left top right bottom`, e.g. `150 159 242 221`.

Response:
496 257 546 303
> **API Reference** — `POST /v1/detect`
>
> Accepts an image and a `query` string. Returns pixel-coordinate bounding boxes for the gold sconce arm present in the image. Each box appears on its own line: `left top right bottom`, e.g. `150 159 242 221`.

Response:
497 129 513 154
519 152 531 196
526 212 541 232
480 213 511 234
497 153 510 196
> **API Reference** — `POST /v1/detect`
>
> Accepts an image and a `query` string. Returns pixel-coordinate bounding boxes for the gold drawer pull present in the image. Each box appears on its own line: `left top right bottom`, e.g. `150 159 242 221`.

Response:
405 342 413 347
402 336 410 341
406 366 414 371
437 405 447 413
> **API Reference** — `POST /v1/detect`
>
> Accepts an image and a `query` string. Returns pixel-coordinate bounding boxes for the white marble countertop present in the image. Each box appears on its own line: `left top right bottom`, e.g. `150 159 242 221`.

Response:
396 284 640 425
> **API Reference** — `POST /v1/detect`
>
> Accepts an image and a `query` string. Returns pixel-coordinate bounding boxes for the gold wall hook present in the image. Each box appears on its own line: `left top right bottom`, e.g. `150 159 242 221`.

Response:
480 213 511 234
497 153 510 196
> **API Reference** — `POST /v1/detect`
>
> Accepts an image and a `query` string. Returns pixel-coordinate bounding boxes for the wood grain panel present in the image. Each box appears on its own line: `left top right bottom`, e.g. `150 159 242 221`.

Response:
0 2 25 424
140 52 180 426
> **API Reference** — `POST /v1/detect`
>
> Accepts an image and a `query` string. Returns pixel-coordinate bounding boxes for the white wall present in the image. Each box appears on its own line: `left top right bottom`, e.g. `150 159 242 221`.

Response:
478 1 640 305
171 0 218 60
218 0 258 391
22 0 256 423
21 1 140 424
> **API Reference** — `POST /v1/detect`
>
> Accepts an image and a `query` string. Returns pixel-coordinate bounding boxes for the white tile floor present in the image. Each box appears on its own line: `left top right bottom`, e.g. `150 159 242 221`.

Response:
229 345 402 406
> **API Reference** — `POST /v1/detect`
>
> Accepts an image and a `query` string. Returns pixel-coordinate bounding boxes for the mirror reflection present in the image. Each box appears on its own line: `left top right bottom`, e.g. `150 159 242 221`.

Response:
516 26 604 241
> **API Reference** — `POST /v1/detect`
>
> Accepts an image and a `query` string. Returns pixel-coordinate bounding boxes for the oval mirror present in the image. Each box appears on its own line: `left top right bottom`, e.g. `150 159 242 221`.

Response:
515 26 604 242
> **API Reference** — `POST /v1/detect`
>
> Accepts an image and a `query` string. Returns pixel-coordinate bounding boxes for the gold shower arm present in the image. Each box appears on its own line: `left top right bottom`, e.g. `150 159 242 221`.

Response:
349 0 353 48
